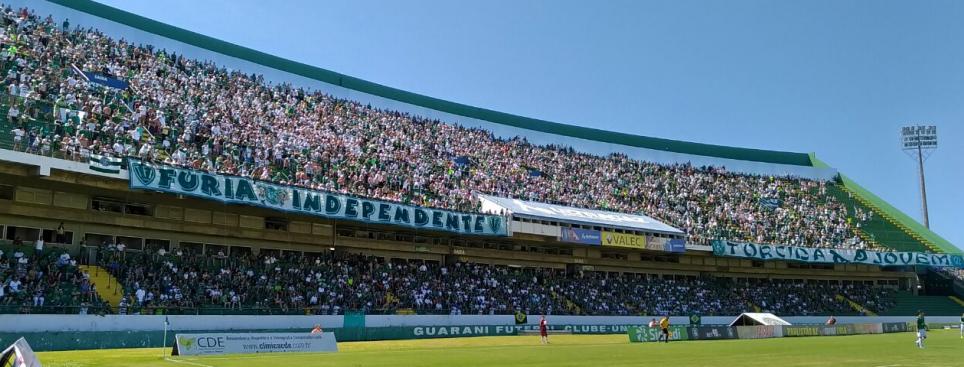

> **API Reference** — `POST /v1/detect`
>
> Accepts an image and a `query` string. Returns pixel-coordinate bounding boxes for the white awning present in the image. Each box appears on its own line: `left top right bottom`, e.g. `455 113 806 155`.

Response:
729 313 792 326
478 194 683 235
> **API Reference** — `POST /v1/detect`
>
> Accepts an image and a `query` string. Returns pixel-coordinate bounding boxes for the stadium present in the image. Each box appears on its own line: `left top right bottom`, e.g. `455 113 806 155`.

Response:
0 1 962 366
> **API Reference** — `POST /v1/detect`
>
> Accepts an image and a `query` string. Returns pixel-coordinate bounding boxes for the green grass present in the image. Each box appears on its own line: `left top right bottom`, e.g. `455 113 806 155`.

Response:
36 330 963 367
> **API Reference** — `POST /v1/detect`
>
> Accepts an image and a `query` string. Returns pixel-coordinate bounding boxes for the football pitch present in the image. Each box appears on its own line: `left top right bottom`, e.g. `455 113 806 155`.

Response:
36 329 962 367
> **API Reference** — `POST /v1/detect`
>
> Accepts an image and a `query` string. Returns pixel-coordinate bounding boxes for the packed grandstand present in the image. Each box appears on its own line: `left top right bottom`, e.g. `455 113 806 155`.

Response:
0 246 899 316
0 0 962 323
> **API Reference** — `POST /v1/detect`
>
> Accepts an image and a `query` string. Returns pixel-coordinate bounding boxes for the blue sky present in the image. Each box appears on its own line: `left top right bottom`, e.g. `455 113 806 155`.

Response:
96 0 963 249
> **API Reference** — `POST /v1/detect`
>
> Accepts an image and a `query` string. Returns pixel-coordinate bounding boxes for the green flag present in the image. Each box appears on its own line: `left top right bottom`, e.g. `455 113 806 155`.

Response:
514 311 528 325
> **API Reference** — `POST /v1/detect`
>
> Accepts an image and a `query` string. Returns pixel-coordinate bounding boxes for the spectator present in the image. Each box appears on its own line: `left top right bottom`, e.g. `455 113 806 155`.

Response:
9 126 23 150
32 290 44 307
56 222 66 243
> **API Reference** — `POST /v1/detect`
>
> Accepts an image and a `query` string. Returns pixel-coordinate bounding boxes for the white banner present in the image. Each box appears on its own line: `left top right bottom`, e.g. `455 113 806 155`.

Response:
713 240 964 268
735 325 784 339
174 332 337 356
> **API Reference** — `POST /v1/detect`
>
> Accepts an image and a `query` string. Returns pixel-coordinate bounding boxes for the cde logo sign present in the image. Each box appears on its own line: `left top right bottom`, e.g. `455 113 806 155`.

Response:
196 337 225 349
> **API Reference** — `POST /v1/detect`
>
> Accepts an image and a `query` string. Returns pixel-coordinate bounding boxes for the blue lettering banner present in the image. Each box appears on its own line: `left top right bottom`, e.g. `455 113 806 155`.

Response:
83 71 130 90
560 228 601 245
666 239 686 253
128 159 508 236
712 240 964 268
644 236 687 253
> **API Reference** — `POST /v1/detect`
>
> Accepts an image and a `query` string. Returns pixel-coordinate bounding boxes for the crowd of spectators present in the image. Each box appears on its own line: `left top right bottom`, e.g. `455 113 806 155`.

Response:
93 245 895 317
936 267 964 283
552 272 747 316
102 246 559 316
0 245 104 314
0 4 874 250
729 278 894 316
838 283 896 314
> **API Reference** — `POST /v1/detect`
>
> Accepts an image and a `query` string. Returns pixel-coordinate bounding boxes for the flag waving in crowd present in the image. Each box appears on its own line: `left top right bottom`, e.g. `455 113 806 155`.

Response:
89 154 122 174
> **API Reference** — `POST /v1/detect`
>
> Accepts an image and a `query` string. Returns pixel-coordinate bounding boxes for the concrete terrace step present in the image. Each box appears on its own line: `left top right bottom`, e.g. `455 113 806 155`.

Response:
836 294 878 316
78 265 124 308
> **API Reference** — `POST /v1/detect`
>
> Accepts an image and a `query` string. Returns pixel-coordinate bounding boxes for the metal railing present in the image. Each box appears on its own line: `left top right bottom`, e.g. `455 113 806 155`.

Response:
0 304 110 315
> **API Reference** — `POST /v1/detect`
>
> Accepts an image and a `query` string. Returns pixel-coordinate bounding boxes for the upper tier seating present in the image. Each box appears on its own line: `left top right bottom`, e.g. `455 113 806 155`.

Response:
0 5 882 251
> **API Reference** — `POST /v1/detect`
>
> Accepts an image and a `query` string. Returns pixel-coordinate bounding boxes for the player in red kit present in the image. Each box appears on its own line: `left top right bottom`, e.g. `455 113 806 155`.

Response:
540 315 549 344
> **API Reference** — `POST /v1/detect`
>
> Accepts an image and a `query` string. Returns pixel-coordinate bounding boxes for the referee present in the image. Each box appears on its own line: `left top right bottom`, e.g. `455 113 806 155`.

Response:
659 315 670 343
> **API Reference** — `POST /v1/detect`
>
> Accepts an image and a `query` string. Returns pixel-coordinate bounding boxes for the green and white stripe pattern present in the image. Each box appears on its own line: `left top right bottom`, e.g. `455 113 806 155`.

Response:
89 154 123 174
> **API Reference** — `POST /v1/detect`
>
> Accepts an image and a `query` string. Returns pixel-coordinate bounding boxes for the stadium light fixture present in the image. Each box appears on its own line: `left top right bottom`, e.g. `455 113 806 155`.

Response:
900 125 938 228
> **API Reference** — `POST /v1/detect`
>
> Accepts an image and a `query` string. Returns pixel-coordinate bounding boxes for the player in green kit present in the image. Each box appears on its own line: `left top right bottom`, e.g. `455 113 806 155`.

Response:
915 311 927 349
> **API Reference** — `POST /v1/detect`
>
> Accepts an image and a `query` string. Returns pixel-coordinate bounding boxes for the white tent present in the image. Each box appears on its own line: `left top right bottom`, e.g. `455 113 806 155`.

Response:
0 337 42 367
729 313 792 327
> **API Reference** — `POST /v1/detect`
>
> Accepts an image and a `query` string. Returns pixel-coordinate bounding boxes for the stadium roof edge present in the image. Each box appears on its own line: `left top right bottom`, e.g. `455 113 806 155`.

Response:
50 0 815 167
478 194 684 235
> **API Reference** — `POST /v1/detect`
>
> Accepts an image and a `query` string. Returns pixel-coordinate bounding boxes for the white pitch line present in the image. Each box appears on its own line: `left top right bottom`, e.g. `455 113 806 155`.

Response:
164 357 215 367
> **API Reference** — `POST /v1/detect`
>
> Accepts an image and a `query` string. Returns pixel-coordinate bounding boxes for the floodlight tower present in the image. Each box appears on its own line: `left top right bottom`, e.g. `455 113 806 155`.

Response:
900 125 938 228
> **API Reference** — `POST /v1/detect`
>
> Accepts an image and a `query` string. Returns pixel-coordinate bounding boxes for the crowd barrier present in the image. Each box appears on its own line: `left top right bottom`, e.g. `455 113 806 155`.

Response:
7 314 956 333
628 322 911 343
686 325 738 340
627 326 689 342
0 324 633 352
735 325 784 339
0 321 922 352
